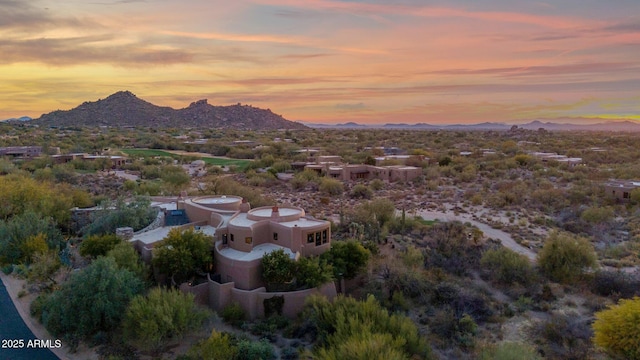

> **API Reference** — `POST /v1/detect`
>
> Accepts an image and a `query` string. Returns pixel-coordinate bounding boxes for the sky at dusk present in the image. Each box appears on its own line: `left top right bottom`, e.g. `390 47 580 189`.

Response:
1 0 640 124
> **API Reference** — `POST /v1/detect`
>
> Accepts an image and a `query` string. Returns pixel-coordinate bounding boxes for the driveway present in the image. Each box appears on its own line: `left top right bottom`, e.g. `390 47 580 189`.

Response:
415 209 537 262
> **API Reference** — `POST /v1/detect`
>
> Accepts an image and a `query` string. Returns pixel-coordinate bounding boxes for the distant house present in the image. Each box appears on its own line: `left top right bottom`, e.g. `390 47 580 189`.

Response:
0 146 42 158
302 156 422 182
604 180 640 202
529 151 582 167
52 153 126 168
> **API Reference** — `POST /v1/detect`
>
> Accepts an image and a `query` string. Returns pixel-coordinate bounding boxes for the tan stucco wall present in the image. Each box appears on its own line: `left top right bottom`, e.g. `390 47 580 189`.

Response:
198 279 337 320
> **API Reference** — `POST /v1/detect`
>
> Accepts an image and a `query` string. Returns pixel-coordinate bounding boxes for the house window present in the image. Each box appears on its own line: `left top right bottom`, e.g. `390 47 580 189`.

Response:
273 232 278 241
245 237 252 244
624 192 630 199
307 233 314 243
322 230 328 244
222 234 228 245
316 232 321 246
230 234 234 242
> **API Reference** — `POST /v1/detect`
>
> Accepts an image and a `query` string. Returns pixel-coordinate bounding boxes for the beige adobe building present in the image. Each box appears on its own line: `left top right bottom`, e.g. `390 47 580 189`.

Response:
303 156 422 182
52 153 126 168
529 152 582 167
129 195 336 319
0 146 42 158
604 180 640 202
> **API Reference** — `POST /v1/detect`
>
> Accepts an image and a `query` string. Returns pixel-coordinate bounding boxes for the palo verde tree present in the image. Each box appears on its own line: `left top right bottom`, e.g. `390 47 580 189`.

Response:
320 240 370 280
40 257 144 346
122 287 210 352
304 295 432 360
152 227 212 284
592 297 640 359
537 231 598 283
261 248 295 285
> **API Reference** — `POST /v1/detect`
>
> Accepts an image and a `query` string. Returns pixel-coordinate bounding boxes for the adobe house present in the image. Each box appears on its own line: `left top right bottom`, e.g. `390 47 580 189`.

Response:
129 195 336 319
605 180 640 202
303 156 422 182
0 146 42 158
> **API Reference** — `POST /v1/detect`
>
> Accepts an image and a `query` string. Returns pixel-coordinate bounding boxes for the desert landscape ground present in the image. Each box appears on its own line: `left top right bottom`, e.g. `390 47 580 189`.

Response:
1 124 640 359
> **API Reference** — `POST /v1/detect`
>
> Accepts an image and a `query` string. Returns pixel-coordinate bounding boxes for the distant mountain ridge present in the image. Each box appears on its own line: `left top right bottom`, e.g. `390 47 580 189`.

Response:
33 91 307 130
1 116 32 122
303 120 640 131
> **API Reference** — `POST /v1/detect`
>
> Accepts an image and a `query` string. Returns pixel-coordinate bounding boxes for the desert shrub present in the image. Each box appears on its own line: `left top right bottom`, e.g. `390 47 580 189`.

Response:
320 240 370 280
106 242 148 281
537 231 597 283
479 342 541 360
79 234 123 258
271 160 292 173
41 257 144 344
351 184 373 199
593 297 640 359
580 206 614 225
152 227 212 284
369 179 384 191
303 295 431 359
480 247 535 286
533 311 593 360
262 249 295 285
187 330 238 360
319 177 343 196
236 339 276 360
295 256 333 289
592 270 640 299
122 288 209 351
81 197 157 236
206 176 271 207
221 302 246 326
0 211 64 265
19 233 49 264
423 221 481 276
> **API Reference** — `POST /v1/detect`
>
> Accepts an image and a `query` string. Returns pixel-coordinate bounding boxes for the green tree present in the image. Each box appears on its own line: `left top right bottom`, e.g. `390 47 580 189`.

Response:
236 339 276 360
41 257 144 344
122 287 209 352
26 250 62 288
81 197 157 236
537 231 598 283
305 295 431 360
79 234 123 258
351 184 373 199
152 227 212 283
320 241 370 280
319 177 344 196
480 247 535 286
106 242 148 281
20 233 49 264
0 211 63 265
593 297 640 359
261 249 295 285
580 206 614 225
161 165 191 194
296 256 333 289
187 330 238 359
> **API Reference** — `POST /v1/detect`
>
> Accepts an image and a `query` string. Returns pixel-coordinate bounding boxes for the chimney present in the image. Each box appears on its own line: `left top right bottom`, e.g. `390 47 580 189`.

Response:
240 198 250 213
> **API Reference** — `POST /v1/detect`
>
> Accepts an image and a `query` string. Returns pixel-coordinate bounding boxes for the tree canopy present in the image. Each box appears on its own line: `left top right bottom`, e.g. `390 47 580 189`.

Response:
40 257 145 344
152 227 212 284
537 231 598 283
593 297 640 360
122 287 209 351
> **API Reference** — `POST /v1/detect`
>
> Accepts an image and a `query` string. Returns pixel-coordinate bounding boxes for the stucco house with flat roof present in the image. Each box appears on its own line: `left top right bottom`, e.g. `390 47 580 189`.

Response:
303 156 422 182
129 195 336 319
604 180 640 202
